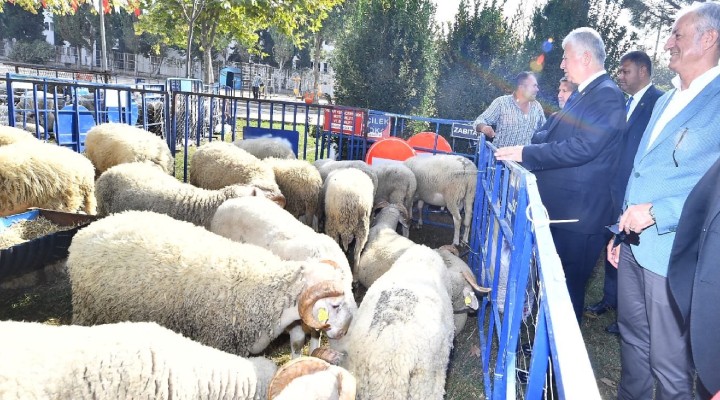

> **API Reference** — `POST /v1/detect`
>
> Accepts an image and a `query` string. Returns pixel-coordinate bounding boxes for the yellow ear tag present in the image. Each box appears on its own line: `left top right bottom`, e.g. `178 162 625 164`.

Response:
464 296 472 306
318 308 329 323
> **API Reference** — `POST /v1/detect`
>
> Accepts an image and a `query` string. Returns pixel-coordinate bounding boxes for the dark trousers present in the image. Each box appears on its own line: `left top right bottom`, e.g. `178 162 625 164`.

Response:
252 87 259 99
617 243 693 400
549 227 607 322
601 257 618 308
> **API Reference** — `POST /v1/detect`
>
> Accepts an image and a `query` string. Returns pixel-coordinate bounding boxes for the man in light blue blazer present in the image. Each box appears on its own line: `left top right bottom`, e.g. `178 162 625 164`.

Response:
607 3 720 398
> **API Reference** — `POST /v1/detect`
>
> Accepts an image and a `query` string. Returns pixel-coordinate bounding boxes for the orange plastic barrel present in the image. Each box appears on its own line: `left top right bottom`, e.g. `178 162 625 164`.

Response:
407 131 452 154
364 137 416 165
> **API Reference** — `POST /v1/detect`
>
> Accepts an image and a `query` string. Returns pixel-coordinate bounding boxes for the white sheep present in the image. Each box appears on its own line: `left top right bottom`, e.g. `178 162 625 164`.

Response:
264 157 322 229
0 141 96 217
210 196 356 357
234 137 296 160
0 320 277 399
314 159 378 191
323 168 375 270
67 210 355 357
356 204 489 333
323 245 455 400
189 141 283 200
0 125 38 145
84 122 174 176
404 154 478 246
268 356 356 400
95 162 285 228
372 163 417 236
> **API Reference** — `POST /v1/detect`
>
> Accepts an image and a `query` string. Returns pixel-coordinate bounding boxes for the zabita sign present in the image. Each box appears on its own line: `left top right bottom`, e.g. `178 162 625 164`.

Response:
451 123 478 140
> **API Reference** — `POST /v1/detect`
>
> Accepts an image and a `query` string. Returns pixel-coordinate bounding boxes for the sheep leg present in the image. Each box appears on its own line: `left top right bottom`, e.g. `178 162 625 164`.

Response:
287 323 307 359
308 329 321 354
416 200 425 228
447 201 462 246
462 187 476 244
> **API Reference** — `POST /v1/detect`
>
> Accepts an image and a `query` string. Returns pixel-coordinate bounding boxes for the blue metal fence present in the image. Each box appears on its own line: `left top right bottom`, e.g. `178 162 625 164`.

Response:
0 74 602 399
469 140 601 399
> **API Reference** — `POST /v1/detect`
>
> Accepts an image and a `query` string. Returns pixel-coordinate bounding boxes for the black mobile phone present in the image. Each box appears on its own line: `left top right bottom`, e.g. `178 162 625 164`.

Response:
606 224 640 247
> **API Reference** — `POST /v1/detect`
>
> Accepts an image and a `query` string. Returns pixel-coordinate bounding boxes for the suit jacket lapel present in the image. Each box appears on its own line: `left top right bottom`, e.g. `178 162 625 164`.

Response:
545 74 608 136
627 85 655 128
643 77 720 157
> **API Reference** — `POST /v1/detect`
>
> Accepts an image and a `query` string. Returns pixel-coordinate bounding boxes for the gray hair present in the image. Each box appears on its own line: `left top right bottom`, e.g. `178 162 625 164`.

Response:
562 27 606 67
678 2 720 47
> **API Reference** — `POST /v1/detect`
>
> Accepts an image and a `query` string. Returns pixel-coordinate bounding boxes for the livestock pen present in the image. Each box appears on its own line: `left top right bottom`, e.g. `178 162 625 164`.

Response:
0 73 604 399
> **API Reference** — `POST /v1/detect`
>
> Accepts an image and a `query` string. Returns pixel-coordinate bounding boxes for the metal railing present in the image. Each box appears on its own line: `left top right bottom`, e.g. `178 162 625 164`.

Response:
468 140 600 399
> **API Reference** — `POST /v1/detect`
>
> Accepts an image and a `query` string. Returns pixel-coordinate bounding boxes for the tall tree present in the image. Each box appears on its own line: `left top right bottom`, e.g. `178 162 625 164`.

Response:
434 0 524 121
588 0 638 76
522 0 589 108
270 27 295 72
0 2 46 42
333 0 437 115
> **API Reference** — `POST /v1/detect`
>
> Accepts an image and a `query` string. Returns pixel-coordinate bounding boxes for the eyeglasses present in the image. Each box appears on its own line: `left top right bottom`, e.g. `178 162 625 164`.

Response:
673 128 688 167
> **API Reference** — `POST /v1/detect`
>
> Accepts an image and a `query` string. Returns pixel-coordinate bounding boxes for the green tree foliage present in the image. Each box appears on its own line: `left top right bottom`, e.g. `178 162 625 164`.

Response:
589 0 638 76
522 0 589 108
270 27 295 72
54 4 97 51
10 40 56 63
333 0 437 116
434 0 523 121
0 2 46 42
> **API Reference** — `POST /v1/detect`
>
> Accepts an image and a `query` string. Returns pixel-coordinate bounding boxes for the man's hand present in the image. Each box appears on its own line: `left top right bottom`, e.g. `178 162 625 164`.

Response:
607 237 620 268
619 203 654 234
494 146 524 162
476 124 496 139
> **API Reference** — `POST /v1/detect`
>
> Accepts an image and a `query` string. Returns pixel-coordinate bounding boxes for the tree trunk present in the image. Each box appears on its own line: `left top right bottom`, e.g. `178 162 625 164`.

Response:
312 33 323 98
185 29 194 78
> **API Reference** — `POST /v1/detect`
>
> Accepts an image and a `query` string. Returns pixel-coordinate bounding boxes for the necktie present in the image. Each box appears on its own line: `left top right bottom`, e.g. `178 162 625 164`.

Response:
625 96 634 116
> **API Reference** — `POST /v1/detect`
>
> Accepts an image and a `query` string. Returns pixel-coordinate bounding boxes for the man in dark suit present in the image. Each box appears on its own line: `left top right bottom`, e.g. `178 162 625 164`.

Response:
667 156 720 399
585 51 663 335
495 27 626 322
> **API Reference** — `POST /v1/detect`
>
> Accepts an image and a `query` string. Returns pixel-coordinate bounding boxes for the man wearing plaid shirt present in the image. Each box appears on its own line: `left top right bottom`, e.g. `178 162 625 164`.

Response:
473 71 546 147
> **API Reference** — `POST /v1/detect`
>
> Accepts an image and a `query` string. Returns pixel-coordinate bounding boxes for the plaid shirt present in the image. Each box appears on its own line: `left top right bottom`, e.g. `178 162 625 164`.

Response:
473 95 546 148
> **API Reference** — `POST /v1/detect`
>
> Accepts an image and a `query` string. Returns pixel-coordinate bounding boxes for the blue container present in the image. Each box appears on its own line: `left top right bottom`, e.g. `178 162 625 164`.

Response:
219 67 243 90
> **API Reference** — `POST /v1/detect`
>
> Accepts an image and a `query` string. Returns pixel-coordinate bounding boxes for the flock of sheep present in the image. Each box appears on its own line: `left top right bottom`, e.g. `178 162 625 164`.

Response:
0 122 487 400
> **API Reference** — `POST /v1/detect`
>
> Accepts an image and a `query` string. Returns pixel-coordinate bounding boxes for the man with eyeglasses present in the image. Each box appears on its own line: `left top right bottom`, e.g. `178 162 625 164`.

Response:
473 71 546 147
608 2 720 398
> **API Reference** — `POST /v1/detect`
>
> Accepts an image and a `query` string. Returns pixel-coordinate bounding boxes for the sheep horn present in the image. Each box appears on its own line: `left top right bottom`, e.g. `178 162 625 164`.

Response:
337 366 357 400
268 357 330 399
320 259 340 269
311 347 346 366
439 244 459 256
270 193 287 208
298 280 345 330
373 200 390 211
462 269 491 294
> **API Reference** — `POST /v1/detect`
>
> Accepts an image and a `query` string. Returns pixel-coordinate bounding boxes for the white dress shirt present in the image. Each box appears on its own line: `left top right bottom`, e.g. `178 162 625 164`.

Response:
626 83 652 121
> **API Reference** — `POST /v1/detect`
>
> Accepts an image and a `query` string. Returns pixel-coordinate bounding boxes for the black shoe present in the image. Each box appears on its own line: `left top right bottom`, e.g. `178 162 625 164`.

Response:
605 322 620 335
584 301 615 317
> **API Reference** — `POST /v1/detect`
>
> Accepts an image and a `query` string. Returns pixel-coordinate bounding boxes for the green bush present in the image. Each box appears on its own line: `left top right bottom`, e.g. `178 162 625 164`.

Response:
10 40 56 64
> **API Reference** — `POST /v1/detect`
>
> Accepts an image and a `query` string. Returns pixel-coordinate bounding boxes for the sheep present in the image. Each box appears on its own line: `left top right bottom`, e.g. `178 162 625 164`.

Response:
67 210 354 357
234 137 296 160
314 159 378 191
210 196 356 357
372 163 417 236
0 141 96 217
95 162 285 228
0 125 38 146
356 204 489 333
319 245 455 400
355 203 413 289
404 154 478 246
0 320 277 399
268 356 356 400
84 122 174 176
189 141 283 200
264 157 323 229
323 168 375 270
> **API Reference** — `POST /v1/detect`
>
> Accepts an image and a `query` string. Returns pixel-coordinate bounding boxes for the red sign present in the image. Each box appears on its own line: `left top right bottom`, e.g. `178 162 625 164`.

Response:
323 108 366 136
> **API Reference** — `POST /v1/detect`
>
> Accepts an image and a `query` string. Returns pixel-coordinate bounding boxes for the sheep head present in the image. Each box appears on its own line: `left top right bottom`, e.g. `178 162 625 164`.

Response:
268 356 356 400
297 260 353 338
